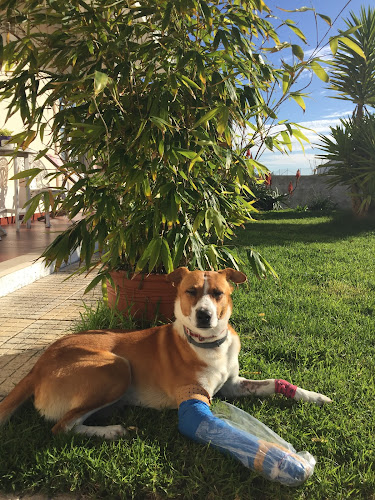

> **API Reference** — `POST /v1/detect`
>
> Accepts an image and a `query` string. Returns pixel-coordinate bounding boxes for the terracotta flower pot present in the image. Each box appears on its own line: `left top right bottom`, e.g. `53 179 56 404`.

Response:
107 271 177 321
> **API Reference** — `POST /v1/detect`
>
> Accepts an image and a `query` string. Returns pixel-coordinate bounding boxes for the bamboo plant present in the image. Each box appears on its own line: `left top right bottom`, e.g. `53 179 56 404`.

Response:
0 0 338 288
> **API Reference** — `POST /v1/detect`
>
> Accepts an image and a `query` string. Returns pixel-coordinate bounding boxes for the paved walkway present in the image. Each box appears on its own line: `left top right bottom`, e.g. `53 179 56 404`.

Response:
0 264 101 402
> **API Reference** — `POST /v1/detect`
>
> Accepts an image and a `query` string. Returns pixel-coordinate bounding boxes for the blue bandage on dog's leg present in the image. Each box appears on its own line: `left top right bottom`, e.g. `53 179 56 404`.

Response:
178 400 314 486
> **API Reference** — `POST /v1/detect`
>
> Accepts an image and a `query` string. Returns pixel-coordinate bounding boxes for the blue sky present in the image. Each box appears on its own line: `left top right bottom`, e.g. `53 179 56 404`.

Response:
255 0 373 175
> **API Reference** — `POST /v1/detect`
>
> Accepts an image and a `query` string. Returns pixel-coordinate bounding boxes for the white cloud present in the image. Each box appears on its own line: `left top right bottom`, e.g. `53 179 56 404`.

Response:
259 150 319 175
303 45 333 62
283 44 332 65
254 116 345 173
322 110 353 119
238 112 352 173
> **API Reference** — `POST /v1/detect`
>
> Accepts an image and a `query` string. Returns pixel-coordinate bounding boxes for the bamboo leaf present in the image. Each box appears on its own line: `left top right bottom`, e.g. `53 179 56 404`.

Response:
280 131 292 151
199 0 212 27
177 149 198 159
310 61 329 82
205 208 214 232
188 150 204 172
282 73 289 94
247 249 278 280
162 2 172 31
150 116 171 131
329 36 338 56
94 71 109 96
286 24 307 44
212 210 225 239
135 238 157 273
21 130 37 150
142 177 152 200
292 44 304 61
10 167 42 181
217 106 229 136
178 74 202 90
279 7 312 13
22 192 43 222
161 239 173 273
291 128 310 143
148 237 162 273
290 93 306 111
206 244 218 270
173 235 188 268
84 274 104 294
193 210 205 233
193 107 221 129
317 13 332 26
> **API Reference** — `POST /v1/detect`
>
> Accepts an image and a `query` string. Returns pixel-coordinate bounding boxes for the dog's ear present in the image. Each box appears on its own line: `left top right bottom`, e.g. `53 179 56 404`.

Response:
218 268 247 284
165 267 190 286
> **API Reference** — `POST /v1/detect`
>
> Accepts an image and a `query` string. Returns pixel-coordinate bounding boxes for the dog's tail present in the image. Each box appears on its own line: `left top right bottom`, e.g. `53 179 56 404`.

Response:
0 372 34 426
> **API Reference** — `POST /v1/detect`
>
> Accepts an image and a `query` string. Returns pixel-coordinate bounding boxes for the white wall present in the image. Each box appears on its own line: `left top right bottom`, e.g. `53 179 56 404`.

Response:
271 175 351 210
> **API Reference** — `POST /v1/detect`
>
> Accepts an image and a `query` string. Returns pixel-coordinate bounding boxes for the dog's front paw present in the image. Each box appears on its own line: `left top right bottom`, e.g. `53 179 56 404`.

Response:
294 388 332 406
103 424 128 439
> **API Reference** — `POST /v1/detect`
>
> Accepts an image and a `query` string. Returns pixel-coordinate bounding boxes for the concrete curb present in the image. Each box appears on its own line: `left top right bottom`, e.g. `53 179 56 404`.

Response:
0 249 81 298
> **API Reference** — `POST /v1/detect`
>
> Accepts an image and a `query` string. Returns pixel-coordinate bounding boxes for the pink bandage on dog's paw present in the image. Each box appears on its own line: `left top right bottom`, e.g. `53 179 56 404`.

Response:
275 379 297 399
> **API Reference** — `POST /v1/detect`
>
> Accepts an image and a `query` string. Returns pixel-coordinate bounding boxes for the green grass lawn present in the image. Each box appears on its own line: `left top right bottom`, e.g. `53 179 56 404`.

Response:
1 210 374 499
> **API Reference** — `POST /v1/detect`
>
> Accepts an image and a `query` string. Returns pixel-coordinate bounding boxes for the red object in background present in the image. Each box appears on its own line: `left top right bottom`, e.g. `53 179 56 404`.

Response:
265 173 272 186
246 149 252 158
288 181 294 195
296 169 301 183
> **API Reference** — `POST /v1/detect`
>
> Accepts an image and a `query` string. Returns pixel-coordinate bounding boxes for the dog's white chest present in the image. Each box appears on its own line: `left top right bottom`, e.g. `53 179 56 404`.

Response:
195 334 240 396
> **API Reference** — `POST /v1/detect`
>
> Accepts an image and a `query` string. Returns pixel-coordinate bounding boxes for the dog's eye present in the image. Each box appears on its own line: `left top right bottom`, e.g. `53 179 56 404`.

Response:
186 288 197 296
212 289 223 298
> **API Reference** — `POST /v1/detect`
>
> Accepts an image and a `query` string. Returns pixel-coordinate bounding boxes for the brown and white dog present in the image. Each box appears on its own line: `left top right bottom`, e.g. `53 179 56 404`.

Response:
0 268 331 438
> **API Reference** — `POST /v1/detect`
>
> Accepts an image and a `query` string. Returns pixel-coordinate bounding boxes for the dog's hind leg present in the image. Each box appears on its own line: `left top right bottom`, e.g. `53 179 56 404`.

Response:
0 372 35 425
53 404 128 439
34 351 132 438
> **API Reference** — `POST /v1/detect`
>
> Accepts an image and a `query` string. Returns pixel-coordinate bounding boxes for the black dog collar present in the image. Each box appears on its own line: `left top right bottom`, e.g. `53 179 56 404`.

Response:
183 326 228 349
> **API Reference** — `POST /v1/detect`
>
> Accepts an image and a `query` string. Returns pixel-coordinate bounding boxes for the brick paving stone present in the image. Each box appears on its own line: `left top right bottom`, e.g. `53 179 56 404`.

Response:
0 265 101 404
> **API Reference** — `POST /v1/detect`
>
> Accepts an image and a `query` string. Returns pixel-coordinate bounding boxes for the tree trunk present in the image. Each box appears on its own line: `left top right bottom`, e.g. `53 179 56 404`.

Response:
350 184 365 216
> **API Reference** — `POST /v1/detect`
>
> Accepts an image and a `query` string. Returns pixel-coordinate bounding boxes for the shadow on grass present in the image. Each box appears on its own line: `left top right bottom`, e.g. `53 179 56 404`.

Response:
237 210 375 247
0 400 281 499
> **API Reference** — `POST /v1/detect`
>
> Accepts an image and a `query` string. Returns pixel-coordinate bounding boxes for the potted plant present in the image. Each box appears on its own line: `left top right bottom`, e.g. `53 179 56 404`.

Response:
0 0 333 320
0 128 13 147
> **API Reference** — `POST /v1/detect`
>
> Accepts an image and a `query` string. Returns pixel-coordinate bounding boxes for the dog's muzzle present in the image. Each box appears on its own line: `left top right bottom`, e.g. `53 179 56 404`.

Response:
196 308 213 328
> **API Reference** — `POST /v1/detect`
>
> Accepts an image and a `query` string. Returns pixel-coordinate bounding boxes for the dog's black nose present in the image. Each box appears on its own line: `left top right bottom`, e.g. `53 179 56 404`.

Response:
196 308 212 328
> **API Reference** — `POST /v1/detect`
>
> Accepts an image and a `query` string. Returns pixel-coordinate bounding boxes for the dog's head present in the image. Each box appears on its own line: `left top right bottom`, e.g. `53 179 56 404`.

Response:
166 268 247 337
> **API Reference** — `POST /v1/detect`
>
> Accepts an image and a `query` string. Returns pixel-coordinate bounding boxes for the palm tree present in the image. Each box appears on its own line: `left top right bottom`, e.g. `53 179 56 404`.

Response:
318 7 375 215
318 114 375 215
329 6 375 120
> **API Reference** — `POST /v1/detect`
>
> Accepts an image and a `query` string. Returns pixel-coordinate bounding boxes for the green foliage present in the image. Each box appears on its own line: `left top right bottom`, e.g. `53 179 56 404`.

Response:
251 184 288 211
0 127 12 136
71 301 137 333
0 0 335 284
317 114 375 215
307 196 337 212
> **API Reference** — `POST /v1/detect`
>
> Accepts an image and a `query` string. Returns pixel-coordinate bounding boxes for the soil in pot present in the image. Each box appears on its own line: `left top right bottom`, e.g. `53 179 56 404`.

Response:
107 271 177 322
